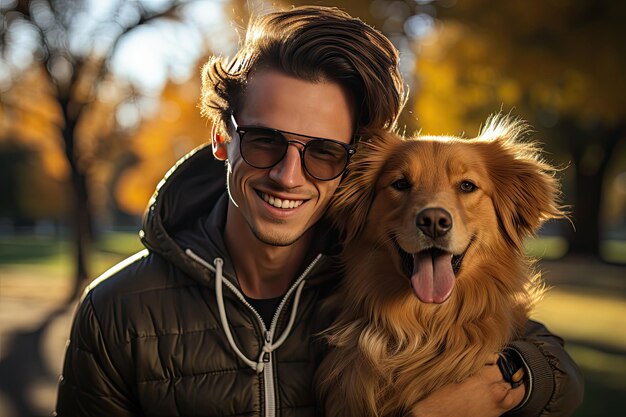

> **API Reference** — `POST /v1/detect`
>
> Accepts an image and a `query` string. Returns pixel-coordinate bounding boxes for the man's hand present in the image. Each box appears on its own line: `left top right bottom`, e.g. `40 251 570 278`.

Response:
411 358 526 417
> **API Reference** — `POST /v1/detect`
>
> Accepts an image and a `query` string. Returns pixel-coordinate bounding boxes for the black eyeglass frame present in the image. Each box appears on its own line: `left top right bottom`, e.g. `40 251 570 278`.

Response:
230 114 357 181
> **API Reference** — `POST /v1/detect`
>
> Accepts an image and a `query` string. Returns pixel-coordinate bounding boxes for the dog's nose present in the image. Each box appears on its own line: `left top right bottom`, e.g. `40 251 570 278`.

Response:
416 208 452 238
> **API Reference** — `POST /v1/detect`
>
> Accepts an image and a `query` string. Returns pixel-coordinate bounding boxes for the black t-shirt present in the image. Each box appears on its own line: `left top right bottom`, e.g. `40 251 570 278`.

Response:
244 295 282 328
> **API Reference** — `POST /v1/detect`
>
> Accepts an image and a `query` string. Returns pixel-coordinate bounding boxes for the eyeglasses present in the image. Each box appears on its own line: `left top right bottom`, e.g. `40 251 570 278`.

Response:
230 114 356 181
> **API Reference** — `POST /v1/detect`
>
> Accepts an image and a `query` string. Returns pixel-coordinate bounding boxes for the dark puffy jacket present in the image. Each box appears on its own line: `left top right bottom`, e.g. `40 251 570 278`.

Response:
55 145 583 416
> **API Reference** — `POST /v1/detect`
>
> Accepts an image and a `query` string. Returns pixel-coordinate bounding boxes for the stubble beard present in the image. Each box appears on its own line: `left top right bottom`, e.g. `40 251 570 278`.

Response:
248 219 306 247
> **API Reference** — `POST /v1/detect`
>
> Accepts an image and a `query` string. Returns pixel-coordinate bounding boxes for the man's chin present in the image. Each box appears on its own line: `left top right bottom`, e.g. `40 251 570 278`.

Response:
253 231 301 247
250 224 314 247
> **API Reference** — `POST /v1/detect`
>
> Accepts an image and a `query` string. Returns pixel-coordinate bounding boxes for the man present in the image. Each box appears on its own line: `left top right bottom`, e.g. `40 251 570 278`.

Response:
56 6 582 417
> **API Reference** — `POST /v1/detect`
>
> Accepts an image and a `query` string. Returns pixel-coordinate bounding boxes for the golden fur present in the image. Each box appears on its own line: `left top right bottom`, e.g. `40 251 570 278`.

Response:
317 115 564 416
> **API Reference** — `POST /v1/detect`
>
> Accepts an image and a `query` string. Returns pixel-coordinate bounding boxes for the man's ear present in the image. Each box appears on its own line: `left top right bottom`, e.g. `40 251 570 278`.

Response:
211 123 228 161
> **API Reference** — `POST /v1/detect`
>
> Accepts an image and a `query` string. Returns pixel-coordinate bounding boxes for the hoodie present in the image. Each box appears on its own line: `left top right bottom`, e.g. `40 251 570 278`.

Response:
56 144 339 417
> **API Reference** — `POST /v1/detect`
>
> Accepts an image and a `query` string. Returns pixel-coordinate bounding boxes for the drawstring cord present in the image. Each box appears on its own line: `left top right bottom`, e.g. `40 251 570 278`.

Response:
213 258 265 373
269 280 305 350
185 249 310 374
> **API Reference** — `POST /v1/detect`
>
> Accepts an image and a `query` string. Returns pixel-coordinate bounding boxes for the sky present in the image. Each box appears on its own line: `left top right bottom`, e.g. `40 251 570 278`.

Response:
110 0 236 93
0 0 237 94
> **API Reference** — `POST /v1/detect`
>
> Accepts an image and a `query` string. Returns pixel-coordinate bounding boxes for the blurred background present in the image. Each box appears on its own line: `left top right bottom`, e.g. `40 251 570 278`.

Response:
0 0 624 416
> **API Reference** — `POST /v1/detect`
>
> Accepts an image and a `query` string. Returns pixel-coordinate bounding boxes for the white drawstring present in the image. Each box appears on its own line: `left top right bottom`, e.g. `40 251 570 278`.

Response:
268 280 305 350
185 249 314 375
213 258 266 373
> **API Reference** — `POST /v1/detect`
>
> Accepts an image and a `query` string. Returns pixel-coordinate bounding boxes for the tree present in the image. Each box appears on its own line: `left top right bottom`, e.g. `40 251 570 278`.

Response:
0 65 69 225
115 72 211 216
413 0 626 259
0 0 213 299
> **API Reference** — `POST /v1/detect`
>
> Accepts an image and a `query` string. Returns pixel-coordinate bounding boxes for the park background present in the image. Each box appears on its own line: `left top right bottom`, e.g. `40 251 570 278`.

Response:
0 0 624 416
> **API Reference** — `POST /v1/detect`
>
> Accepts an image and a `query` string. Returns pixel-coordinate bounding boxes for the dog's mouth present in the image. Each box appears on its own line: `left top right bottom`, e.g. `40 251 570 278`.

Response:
393 238 472 304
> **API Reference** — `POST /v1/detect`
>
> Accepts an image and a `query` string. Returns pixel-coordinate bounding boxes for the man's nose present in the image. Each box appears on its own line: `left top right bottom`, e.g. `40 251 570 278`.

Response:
268 145 306 188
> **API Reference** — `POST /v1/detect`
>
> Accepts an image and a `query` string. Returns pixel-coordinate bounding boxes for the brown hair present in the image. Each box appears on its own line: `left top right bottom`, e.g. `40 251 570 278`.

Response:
200 5 406 139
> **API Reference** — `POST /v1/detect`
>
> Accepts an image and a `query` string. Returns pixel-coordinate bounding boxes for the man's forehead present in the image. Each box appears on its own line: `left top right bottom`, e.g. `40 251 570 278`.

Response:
237 69 355 142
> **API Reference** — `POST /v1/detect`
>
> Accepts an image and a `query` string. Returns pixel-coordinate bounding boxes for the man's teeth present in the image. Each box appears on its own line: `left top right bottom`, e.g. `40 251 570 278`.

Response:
261 192 304 209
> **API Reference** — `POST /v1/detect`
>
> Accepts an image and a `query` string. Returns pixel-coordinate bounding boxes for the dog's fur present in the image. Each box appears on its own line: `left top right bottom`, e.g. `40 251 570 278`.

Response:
317 115 564 416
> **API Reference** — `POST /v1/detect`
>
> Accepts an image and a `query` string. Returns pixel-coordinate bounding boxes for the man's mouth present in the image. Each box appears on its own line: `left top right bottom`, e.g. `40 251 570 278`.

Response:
258 191 306 209
393 238 472 304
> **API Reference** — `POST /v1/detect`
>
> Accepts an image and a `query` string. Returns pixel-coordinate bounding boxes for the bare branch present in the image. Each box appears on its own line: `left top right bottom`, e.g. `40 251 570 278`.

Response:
74 1 189 119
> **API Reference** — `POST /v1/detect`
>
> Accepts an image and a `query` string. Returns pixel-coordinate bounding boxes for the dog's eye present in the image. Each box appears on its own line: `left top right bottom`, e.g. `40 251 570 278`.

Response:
459 181 477 193
391 178 412 190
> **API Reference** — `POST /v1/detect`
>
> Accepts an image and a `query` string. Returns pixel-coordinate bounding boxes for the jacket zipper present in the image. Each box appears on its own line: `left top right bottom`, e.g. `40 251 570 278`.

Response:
260 255 322 417
263 335 276 416
185 249 323 417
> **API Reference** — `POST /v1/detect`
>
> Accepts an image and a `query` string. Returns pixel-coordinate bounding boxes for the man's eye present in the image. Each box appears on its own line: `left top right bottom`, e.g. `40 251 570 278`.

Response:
307 141 345 161
250 135 280 144
391 178 411 190
459 180 478 193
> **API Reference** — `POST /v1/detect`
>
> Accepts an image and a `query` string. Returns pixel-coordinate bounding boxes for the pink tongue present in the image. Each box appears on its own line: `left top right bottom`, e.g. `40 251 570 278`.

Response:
410 250 455 304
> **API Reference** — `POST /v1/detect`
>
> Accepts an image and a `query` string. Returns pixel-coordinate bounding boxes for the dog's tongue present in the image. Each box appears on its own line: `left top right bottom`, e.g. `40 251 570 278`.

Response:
410 250 455 304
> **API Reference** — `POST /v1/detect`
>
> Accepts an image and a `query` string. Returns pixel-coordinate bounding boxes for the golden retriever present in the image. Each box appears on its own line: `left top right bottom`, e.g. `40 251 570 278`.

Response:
317 115 564 416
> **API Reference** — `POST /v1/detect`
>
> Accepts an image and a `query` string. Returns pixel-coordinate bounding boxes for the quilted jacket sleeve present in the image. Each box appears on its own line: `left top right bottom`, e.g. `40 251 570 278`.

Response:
55 292 139 417
504 320 584 417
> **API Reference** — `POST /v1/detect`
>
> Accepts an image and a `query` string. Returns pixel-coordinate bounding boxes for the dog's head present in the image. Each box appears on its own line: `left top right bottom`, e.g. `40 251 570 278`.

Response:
330 115 564 304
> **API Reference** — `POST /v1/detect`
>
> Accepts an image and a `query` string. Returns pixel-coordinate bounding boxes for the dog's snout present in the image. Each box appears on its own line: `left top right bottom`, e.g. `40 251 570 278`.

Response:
416 208 452 238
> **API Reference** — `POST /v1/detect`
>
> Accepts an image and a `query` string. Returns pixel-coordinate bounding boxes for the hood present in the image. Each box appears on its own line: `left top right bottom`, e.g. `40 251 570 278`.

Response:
140 144 342 288
140 144 228 281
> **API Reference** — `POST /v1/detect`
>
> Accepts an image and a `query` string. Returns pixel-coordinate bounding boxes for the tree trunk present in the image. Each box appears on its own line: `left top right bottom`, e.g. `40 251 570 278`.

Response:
68 168 92 301
568 167 602 255
60 98 93 302
566 122 624 258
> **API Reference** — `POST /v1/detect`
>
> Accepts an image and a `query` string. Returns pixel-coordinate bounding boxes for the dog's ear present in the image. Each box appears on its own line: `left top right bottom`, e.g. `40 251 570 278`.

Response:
328 129 402 243
478 115 566 251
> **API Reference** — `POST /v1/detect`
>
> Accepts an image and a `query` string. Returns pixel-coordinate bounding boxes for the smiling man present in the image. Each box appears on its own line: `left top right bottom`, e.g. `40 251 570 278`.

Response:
55 5 583 417
217 70 355 299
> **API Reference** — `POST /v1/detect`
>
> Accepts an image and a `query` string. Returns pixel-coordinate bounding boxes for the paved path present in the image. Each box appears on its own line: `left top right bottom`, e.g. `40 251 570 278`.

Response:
0 267 74 417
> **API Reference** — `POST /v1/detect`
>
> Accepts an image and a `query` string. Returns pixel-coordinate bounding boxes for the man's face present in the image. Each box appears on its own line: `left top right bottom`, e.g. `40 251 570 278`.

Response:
217 69 354 247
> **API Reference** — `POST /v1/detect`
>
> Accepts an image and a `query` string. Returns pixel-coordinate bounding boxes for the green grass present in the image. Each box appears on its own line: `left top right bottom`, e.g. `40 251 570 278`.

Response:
601 239 626 263
524 235 626 264
96 231 145 255
525 236 569 259
0 234 68 265
0 231 144 278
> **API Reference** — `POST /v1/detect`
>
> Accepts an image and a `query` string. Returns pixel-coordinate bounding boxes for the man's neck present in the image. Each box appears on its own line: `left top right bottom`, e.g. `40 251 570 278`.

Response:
223 206 314 299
